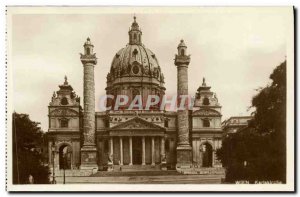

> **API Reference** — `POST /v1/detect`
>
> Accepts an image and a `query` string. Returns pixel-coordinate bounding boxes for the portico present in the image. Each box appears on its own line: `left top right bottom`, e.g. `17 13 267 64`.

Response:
107 116 166 168
108 136 166 166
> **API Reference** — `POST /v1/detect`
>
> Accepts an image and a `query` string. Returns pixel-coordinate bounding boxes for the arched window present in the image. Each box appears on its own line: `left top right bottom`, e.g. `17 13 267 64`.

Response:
60 119 69 128
61 97 68 105
181 49 185 56
86 47 90 55
203 119 210 127
134 33 137 40
203 97 210 105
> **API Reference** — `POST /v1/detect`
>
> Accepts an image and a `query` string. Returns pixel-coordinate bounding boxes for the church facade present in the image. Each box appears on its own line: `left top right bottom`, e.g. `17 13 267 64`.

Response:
46 17 223 173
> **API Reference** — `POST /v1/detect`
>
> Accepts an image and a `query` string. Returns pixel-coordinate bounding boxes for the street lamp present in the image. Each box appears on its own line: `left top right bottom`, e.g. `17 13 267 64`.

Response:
63 154 66 184
51 142 56 184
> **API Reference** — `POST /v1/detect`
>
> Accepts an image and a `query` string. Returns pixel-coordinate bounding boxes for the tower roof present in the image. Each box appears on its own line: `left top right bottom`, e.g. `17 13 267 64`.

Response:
58 75 73 91
130 15 140 30
197 78 211 92
84 37 93 46
128 15 143 45
178 39 187 48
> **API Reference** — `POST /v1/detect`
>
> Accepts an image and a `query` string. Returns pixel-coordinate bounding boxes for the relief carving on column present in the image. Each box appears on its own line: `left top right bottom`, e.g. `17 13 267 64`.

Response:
177 111 190 145
83 65 96 145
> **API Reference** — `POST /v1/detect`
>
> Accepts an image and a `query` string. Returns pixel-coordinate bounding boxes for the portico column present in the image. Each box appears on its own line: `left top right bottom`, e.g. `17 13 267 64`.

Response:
119 137 123 165
160 137 167 170
109 137 114 156
129 137 133 165
142 137 146 165
160 137 166 159
151 137 155 165
107 137 114 171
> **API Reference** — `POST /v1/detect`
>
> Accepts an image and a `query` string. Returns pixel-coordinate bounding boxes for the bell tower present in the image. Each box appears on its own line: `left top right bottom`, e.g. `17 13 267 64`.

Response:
80 37 98 170
175 39 192 169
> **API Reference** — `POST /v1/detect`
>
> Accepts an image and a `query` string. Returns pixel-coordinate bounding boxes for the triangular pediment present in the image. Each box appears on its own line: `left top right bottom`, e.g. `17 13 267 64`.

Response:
110 116 165 130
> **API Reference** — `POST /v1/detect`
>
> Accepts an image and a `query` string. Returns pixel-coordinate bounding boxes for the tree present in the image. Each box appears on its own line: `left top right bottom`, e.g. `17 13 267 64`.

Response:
250 60 286 182
13 112 50 184
217 60 286 183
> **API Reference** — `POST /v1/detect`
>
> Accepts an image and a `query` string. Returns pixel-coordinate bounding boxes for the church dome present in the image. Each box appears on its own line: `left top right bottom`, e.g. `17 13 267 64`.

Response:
109 45 162 79
107 16 164 84
105 16 165 110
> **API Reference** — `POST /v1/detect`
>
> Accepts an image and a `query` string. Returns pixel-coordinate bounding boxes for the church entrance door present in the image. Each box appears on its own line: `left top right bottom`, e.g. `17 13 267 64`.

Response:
202 142 213 167
132 137 142 165
58 145 72 170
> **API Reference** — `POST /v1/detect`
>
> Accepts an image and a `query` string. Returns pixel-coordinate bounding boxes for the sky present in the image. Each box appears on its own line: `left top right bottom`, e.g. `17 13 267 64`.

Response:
10 7 290 131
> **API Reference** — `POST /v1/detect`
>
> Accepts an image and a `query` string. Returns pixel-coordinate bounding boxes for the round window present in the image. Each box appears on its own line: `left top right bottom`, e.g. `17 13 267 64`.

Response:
132 65 140 74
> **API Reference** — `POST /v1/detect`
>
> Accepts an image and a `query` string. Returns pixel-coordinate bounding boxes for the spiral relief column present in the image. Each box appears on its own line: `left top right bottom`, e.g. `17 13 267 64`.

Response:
80 38 98 170
175 39 192 169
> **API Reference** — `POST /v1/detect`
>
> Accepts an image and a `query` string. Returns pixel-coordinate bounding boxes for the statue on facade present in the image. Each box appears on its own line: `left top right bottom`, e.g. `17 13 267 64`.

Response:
108 154 113 164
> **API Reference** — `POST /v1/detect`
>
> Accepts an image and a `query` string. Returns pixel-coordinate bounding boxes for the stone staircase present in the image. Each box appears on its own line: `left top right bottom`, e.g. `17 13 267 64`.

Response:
55 173 224 184
52 167 225 184
91 170 180 177
111 165 161 172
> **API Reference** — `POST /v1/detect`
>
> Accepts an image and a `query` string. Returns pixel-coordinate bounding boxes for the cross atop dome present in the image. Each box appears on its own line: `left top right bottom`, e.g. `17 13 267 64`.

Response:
202 77 206 86
129 15 142 45
64 75 68 85
131 15 139 29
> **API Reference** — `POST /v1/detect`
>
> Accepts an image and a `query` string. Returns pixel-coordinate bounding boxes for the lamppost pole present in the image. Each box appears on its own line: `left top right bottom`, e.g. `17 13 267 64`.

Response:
63 162 65 184
63 150 71 184
51 142 56 184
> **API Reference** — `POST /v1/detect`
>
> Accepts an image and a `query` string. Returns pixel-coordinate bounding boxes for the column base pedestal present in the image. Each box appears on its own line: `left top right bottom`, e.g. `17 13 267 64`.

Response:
161 161 167 170
80 145 98 171
107 162 113 171
176 145 192 170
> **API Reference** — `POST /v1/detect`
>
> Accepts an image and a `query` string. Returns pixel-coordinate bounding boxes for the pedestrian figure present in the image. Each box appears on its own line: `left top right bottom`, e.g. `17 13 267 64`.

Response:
28 174 34 184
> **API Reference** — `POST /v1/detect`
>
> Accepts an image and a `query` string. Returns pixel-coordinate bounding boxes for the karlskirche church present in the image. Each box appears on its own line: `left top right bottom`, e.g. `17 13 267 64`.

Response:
46 17 223 173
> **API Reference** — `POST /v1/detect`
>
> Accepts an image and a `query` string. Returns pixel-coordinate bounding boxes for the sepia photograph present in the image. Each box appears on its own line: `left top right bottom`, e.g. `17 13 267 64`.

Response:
6 6 294 192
